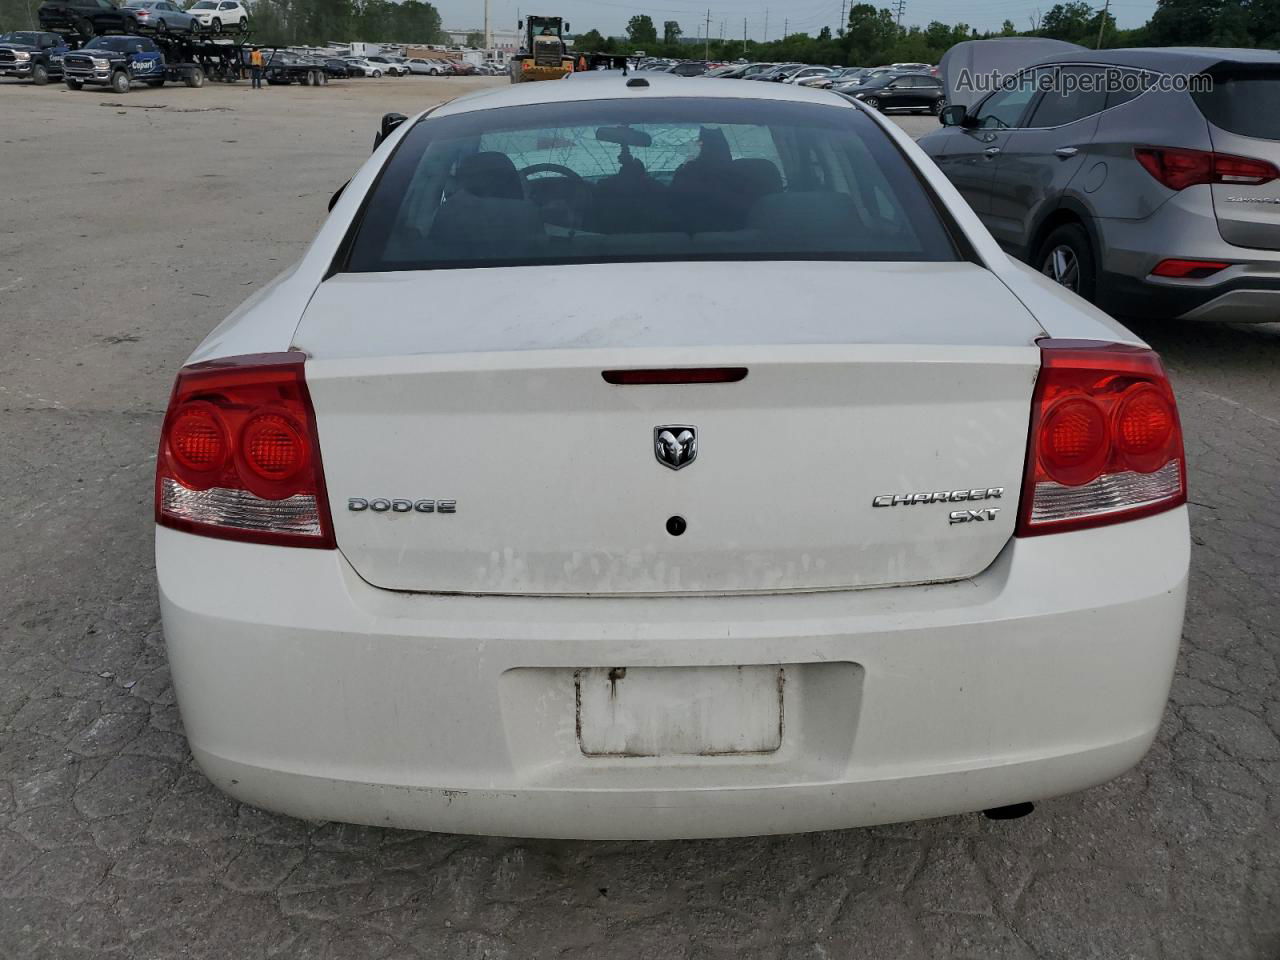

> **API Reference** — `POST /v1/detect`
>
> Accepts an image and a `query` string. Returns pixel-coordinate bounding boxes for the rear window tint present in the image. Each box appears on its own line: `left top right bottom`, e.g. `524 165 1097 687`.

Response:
342 98 959 272
1193 70 1280 141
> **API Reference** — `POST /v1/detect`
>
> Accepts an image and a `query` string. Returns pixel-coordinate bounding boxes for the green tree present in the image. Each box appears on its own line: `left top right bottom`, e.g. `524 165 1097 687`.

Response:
574 28 608 51
844 4 899 64
626 14 658 47
1039 2 1100 44
1001 19 1017 35
465 30 485 47
662 19 681 44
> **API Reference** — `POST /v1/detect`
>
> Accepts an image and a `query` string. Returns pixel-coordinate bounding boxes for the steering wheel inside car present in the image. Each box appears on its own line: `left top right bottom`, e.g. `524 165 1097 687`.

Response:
519 163 584 183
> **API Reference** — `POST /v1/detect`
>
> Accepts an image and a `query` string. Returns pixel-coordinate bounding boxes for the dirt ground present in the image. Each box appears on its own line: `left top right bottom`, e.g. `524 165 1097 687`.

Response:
2 73 1279 959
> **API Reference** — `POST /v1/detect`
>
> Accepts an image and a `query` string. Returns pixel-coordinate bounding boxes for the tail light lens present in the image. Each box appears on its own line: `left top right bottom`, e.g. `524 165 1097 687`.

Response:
155 353 335 548
1134 146 1279 190
1150 258 1232 279
1017 340 1186 536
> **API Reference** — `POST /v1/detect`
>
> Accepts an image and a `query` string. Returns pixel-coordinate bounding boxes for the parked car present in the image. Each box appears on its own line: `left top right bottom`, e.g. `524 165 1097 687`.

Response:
0 30 70 84
713 61 774 79
342 57 382 77
785 66 837 85
812 66 867 88
122 0 200 34
447 59 476 75
156 75 1188 841
62 33 164 91
665 60 709 77
748 63 803 81
37 0 130 38
324 57 354 79
185 0 247 33
840 72 946 114
412 56 453 74
366 55 408 76
921 47 1280 322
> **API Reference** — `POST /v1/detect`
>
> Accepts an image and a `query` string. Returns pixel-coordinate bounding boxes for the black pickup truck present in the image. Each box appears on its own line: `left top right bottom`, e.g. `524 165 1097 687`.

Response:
0 30 71 84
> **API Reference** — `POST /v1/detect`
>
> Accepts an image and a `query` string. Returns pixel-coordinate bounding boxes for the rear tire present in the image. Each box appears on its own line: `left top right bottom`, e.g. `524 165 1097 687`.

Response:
862 96 880 110
371 69 381 77
110 70 129 94
32 63 49 85
211 17 221 33
77 17 95 37
238 17 247 31
157 18 167 33
931 98 945 115
185 67 204 86
1036 223 1097 302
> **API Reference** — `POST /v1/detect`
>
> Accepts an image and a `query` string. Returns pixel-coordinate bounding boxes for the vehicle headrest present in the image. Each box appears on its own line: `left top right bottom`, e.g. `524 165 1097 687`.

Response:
456 151 524 201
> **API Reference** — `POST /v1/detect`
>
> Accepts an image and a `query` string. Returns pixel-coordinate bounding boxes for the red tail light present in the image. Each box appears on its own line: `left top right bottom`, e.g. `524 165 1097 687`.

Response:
1150 258 1232 279
1134 146 1279 190
1017 340 1186 537
155 353 335 548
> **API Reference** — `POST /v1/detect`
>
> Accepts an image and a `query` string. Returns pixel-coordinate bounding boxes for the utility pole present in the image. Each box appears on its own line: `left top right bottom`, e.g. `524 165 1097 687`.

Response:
839 0 847 36
483 0 490 51
894 0 906 27
783 17 788 37
763 8 768 42
1095 0 1109 48
742 17 747 55
705 8 711 58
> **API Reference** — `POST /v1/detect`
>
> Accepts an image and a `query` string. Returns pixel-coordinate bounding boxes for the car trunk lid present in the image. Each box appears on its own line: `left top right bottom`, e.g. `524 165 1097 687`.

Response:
1196 64 1280 251
295 261 1044 596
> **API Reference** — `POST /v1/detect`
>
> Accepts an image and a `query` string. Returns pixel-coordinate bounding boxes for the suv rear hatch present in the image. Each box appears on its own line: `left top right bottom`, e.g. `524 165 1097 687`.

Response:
1195 63 1280 251
296 261 1044 596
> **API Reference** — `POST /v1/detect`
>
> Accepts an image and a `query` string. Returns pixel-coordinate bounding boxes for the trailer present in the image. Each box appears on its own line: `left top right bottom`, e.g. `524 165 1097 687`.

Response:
48 24 250 88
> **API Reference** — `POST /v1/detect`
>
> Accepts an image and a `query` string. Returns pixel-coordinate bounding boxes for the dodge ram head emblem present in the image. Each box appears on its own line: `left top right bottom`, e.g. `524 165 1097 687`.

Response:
654 426 697 470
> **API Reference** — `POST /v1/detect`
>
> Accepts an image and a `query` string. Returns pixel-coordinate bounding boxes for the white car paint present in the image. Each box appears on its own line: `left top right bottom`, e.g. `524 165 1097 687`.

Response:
186 0 246 31
158 75 1189 839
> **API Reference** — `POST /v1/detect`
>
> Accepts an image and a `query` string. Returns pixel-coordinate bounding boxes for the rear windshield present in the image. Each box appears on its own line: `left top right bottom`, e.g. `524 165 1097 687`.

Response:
1193 69 1280 141
343 98 958 272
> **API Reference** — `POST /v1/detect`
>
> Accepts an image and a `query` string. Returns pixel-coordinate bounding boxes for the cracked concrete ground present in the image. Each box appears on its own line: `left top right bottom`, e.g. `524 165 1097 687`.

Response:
1 79 1278 959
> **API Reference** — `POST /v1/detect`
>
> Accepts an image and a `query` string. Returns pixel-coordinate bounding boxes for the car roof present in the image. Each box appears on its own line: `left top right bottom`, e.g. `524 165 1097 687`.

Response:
1035 46 1280 72
430 71 857 119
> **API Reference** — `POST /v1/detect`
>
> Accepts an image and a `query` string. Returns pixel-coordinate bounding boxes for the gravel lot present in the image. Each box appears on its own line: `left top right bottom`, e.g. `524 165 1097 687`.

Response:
2 75 1278 959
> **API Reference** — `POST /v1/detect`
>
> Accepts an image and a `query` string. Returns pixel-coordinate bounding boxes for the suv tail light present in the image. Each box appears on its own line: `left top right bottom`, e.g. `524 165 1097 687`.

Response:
1134 146 1279 190
155 353 335 548
1017 340 1186 537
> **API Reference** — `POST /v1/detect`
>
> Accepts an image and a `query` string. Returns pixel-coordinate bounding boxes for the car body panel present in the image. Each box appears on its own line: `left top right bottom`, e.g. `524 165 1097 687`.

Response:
158 504 1187 838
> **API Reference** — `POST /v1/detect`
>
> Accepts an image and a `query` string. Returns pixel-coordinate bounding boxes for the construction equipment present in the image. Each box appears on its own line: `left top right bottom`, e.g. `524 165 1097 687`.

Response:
509 15 573 83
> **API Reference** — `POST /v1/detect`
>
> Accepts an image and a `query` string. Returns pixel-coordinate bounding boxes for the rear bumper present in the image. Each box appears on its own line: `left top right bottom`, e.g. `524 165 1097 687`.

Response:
1095 191 1280 322
157 508 1188 839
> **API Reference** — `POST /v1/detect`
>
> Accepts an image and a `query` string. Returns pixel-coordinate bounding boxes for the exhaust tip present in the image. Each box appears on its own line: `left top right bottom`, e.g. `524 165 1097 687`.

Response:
982 802 1035 821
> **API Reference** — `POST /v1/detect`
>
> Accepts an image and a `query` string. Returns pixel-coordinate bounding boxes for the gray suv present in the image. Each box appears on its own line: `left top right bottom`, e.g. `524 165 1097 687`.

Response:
919 48 1280 322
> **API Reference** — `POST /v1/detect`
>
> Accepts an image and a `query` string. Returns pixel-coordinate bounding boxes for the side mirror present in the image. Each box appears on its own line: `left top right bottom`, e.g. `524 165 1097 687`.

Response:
939 104 968 127
564 21 570 30
372 111 407 151
517 19 523 29
328 179 349 212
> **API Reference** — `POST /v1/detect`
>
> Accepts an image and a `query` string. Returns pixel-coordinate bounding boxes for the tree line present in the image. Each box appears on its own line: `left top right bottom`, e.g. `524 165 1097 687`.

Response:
573 0 1280 67
0 0 446 46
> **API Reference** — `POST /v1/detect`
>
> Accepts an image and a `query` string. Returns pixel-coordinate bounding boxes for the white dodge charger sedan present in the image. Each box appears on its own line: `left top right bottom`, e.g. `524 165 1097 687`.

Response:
155 75 1189 839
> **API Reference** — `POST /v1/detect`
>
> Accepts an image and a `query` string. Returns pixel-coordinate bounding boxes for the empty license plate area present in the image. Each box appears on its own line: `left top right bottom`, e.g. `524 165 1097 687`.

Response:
575 665 785 757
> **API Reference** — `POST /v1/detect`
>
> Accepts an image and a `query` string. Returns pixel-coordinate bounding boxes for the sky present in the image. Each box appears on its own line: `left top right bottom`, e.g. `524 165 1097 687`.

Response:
430 0 1160 42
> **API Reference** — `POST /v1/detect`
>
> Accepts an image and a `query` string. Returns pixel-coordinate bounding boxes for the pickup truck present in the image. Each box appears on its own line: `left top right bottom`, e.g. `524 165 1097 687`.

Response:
62 34 165 91
0 30 70 84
